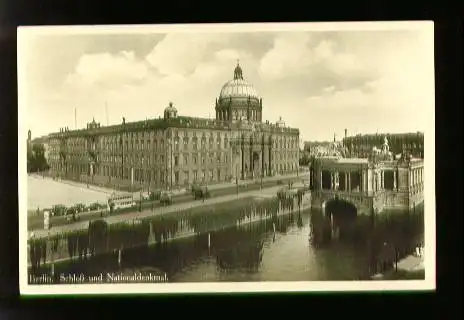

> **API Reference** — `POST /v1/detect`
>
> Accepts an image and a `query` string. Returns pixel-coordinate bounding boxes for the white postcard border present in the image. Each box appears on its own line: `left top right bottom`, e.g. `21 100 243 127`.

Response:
18 21 436 295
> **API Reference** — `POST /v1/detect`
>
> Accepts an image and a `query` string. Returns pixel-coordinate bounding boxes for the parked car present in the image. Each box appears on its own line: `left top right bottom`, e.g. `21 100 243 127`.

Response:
193 186 211 200
160 192 173 205
65 207 80 222
74 203 86 213
141 191 151 201
150 190 162 201
52 204 67 216
89 202 102 211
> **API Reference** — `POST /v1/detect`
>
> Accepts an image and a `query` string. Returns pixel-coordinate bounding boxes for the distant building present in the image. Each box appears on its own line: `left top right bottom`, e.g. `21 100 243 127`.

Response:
46 62 300 190
343 132 424 159
304 140 348 158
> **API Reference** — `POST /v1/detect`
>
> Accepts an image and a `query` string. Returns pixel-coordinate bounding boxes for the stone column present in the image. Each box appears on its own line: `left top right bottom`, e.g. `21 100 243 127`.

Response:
381 170 384 189
320 170 323 190
345 172 348 191
330 172 334 190
393 170 397 190
348 171 351 192
362 170 367 193
359 171 363 192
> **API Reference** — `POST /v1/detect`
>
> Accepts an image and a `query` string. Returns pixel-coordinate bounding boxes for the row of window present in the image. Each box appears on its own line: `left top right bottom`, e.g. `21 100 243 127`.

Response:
49 130 299 154
97 162 298 184
50 136 299 154
49 149 299 167
51 161 298 181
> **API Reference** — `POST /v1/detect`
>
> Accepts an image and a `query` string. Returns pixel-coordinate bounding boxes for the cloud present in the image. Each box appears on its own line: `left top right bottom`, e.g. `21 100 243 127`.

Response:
145 33 230 76
258 33 312 79
25 29 433 142
65 50 149 89
258 33 379 97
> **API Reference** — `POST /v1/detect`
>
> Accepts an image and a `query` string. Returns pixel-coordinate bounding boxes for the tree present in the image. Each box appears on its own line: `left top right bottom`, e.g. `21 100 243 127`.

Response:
299 151 311 166
27 143 50 173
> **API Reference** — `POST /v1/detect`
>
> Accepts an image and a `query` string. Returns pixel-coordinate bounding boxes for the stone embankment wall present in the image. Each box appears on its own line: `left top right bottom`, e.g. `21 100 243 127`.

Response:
28 193 311 269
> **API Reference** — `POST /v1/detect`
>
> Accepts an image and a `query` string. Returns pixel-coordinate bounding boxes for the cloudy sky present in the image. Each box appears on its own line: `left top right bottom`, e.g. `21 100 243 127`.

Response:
18 23 434 142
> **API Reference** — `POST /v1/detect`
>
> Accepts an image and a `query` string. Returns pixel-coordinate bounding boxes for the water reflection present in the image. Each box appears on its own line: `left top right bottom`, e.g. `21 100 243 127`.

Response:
43 209 380 282
29 201 423 282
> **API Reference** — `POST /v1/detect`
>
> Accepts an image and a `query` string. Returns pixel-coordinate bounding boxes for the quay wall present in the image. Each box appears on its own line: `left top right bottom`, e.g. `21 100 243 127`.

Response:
27 192 312 269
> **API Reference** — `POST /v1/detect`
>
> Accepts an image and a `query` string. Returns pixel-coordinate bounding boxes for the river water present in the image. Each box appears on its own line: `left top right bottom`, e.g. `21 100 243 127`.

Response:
47 209 373 282
28 176 423 282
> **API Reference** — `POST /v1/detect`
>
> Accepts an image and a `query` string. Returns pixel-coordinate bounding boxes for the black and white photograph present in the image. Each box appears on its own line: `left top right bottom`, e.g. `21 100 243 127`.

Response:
18 21 435 295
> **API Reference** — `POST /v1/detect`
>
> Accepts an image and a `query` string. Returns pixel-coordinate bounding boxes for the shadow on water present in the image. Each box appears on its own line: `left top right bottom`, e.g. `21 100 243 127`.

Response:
28 199 424 282
309 201 425 278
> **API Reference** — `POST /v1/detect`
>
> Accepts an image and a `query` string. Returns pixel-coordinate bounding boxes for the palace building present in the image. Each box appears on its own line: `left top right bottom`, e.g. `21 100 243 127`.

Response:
46 62 300 190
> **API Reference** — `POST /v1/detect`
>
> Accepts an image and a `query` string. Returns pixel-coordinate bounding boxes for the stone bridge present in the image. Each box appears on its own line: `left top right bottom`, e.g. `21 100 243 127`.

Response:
312 190 374 217
310 154 425 216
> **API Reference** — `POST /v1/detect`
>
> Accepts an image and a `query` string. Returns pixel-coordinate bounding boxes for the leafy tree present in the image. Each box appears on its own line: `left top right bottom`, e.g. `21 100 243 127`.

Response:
299 151 311 166
27 143 50 173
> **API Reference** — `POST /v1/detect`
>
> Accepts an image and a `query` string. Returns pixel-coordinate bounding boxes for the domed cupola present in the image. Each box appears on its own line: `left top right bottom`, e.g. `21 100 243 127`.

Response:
164 102 178 120
215 61 263 123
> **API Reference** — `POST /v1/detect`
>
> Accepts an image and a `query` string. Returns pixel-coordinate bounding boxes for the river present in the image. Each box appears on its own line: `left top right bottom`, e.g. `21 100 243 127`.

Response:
40 209 374 282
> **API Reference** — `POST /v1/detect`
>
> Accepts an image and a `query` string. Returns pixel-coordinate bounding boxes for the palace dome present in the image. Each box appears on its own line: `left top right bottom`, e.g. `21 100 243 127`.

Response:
219 62 260 101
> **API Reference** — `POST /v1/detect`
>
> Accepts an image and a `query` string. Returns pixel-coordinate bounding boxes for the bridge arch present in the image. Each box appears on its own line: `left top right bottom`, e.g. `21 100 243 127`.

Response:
322 196 358 218
322 196 358 239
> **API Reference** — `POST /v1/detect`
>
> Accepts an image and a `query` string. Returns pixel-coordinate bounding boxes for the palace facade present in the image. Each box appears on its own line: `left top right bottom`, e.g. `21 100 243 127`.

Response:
46 63 300 190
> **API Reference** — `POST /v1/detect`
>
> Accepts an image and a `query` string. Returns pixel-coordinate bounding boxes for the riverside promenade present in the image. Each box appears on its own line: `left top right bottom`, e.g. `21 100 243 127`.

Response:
32 172 305 199
29 184 287 240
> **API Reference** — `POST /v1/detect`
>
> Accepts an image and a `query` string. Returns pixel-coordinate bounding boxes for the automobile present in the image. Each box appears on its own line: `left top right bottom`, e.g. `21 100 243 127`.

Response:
74 203 86 213
149 190 162 201
141 191 151 201
65 207 80 222
52 204 67 216
159 192 173 205
193 186 211 200
89 202 102 211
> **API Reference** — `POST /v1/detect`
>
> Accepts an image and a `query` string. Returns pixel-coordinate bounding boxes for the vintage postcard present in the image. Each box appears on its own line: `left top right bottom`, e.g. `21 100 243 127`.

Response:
18 21 436 295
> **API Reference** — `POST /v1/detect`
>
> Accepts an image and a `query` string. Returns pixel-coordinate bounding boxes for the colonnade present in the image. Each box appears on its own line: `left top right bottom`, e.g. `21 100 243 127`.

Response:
373 169 398 192
216 108 262 122
409 167 424 187
320 169 367 193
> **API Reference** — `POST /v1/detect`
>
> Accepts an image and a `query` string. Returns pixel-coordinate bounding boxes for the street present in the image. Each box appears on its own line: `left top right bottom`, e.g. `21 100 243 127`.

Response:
27 174 304 232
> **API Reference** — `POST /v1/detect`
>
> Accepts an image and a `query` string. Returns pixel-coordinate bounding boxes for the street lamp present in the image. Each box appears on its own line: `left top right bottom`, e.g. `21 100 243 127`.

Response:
260 133 264 190
121 117 126 186
169 139 173 191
